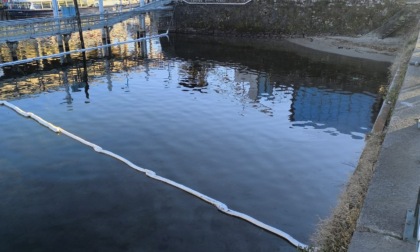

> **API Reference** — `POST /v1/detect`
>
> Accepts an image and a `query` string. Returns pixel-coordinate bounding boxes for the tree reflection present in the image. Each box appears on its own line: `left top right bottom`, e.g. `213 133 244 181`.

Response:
178 61 208 93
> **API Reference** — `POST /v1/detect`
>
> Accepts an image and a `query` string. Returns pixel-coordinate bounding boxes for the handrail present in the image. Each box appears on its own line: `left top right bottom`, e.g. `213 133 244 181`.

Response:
0 0 173 43
403 187 420 251
181 0 251 5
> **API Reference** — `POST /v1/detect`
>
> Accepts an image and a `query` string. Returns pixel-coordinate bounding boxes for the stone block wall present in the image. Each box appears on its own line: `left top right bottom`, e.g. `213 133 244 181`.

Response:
172 0 405 36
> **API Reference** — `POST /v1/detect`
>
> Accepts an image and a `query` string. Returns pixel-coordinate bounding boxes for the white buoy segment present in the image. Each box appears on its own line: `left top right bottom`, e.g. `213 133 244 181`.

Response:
0 100 309 250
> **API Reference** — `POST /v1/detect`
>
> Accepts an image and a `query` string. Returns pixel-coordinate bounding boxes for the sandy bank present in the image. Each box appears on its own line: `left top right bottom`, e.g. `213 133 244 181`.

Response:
287 35 403 63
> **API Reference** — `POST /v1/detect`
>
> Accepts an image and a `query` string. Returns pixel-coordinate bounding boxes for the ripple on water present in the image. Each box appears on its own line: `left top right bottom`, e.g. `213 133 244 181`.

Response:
0 34 389 251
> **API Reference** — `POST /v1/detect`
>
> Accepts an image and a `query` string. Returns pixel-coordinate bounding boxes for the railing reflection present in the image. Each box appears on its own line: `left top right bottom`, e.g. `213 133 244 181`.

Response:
0 54 382 138
0 9 172 104
0 19 384 138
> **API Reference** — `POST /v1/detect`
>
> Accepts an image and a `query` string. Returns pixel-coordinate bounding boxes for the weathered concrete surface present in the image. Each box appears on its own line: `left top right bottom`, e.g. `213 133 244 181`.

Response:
348 29 420 252
350 232 414 251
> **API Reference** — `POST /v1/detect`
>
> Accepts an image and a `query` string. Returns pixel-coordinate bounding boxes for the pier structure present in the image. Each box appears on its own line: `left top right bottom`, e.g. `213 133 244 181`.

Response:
0 0 172 58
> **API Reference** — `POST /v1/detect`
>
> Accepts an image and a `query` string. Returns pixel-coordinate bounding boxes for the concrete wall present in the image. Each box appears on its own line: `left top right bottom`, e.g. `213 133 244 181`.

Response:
172 0 404 36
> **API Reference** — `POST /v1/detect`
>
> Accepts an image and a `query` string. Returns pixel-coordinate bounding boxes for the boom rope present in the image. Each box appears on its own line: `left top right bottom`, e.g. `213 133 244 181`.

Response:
0 100 309 250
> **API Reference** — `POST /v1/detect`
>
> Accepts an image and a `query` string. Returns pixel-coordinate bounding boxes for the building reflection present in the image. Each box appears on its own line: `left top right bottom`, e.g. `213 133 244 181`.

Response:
168 34 388 137
232 67 378 136
0 16 384 138
289 86 375 138
236 71 273 101
0 47 381 138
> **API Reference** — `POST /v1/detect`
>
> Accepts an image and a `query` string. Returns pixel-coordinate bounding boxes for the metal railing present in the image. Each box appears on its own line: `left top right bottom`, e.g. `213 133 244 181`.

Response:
181 0 251 5
0 0 172 43
404 187 420 251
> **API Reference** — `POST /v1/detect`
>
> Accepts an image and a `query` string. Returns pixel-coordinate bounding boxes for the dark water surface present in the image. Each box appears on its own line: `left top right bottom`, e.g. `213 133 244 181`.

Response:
0 19 390 251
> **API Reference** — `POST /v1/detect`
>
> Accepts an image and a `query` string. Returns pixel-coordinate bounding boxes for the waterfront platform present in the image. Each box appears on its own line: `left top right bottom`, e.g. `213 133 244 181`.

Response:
0 0 172 44
348 31 420 251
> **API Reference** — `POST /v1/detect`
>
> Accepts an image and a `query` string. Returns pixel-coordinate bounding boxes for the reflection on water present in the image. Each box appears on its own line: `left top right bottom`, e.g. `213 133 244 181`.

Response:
0 15 390 252
291 87 375 138
168 35 388 137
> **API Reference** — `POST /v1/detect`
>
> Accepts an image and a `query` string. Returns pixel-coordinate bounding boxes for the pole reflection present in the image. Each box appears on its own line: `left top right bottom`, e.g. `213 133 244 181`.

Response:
0 13 167 100
0 15 388 139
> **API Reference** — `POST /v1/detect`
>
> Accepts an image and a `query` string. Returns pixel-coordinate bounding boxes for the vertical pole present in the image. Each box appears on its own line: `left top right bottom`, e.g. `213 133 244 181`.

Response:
52 0 62 52
0 47 4 77
72 0 88 84
6 41 18 61
57 35 64 52
62 70 73 106
51 0 59 18
139 14 147 58
57 35 66 65
34 39 43 69
63 34 72 52
98 0 104 15
106 26 112 45
413 187 420 239
105 58 112 91
102 27 112 57
102 27 107 45
99 0 106 49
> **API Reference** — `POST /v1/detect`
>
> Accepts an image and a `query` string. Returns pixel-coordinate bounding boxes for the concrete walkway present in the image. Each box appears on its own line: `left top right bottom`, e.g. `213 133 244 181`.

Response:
348 32 420 251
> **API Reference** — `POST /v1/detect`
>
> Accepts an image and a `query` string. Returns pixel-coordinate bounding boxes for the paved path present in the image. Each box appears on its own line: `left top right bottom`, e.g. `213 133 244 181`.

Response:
348 31 420 251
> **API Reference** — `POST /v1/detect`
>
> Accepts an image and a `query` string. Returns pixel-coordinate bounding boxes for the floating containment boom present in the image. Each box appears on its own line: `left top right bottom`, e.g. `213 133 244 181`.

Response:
0 99 309 250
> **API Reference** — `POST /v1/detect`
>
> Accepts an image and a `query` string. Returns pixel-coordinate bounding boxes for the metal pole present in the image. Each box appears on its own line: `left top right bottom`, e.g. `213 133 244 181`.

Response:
98 0 104 16
72 0 88 83
52 0 63 61
99 0 107 45
51 0 59 17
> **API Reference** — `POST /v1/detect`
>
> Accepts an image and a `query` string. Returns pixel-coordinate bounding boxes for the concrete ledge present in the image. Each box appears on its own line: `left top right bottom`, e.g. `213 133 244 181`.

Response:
348 26 420 252
349 232 414 252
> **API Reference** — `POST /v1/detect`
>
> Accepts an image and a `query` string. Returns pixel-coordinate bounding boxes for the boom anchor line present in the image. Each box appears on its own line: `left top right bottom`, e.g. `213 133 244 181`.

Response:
0 100 309 250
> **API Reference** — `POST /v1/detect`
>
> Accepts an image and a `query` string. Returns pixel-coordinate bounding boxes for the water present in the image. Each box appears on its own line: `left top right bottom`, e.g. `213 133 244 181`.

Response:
0 18 390 251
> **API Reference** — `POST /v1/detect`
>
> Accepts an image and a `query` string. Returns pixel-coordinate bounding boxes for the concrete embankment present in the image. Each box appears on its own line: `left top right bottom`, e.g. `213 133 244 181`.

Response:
348 27 420 252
